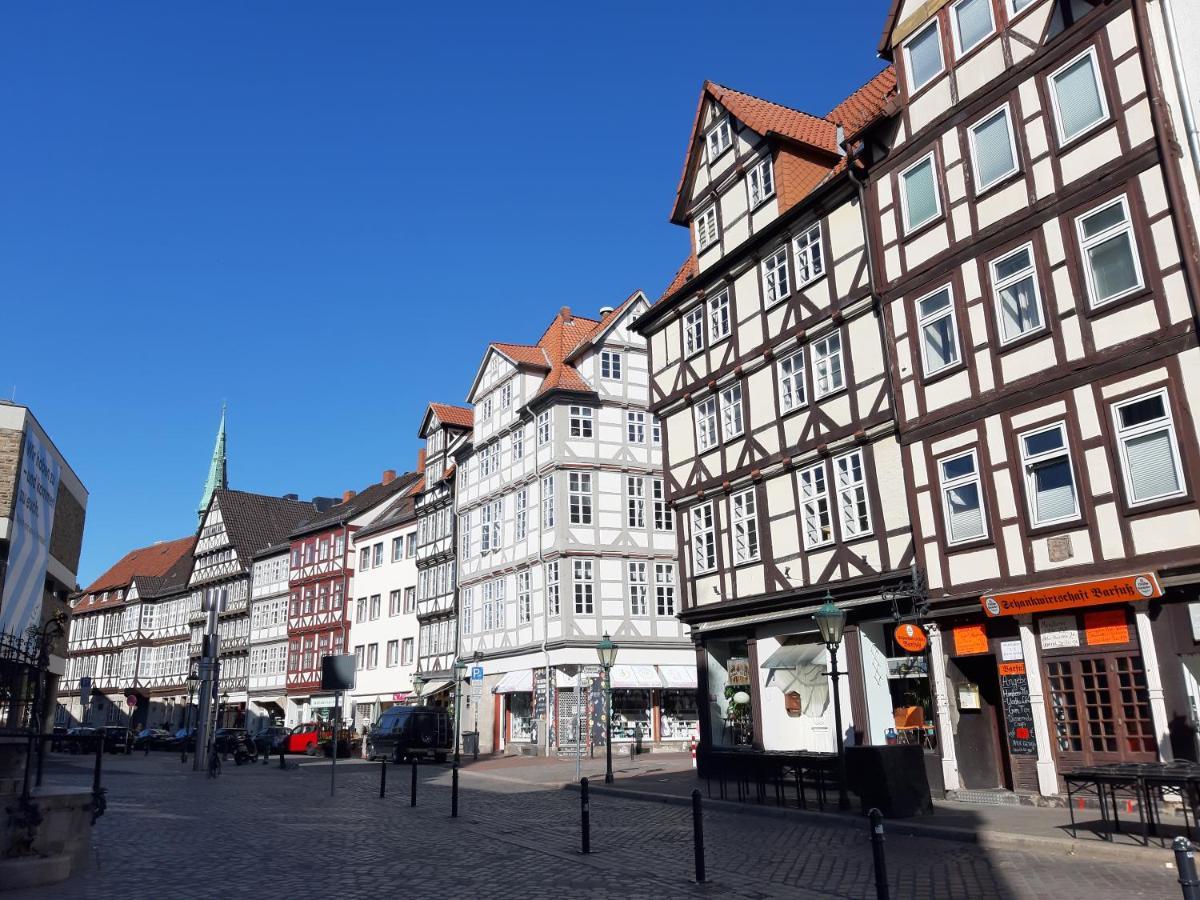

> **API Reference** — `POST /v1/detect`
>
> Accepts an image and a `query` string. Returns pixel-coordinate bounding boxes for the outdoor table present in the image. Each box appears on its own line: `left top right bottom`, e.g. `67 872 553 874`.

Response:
702 748 841 811
1064 761 1200 845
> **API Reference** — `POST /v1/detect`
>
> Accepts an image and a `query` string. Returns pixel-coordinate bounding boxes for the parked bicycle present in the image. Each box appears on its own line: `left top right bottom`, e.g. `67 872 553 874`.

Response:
207 748 221 779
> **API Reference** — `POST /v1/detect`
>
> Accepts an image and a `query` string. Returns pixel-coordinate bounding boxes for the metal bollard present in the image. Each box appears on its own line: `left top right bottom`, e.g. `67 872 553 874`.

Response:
869 808 890 900
580 777 591 854
410 759 418 807
451 760 459 818
379 758 387 799
1175 837 1200 900
691 789 706 884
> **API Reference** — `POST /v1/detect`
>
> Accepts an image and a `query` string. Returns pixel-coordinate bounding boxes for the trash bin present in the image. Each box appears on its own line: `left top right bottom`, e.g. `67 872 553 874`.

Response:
463 731 479 757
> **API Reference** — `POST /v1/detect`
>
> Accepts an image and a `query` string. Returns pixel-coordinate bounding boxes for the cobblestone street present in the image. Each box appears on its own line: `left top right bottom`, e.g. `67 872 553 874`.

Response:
7 752 1183 899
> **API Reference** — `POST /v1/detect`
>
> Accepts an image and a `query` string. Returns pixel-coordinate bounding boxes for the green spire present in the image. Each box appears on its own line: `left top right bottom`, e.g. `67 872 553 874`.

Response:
198 403 228 522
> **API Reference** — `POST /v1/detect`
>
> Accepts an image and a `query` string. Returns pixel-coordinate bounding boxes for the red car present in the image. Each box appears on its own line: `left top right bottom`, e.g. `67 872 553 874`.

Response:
279 723 323 754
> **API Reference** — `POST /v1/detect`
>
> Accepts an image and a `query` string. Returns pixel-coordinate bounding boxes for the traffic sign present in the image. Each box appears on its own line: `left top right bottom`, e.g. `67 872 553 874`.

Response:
471 665 484 683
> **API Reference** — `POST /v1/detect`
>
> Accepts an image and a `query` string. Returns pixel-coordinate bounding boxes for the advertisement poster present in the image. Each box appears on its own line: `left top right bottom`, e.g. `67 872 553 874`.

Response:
0 429 60 636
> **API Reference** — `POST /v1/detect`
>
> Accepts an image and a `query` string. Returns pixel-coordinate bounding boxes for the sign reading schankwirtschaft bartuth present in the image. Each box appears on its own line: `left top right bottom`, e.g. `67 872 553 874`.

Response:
981 573 1161 618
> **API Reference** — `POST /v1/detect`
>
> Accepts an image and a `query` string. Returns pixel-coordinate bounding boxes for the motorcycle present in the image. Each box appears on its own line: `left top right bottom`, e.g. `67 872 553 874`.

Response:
232 733 258 766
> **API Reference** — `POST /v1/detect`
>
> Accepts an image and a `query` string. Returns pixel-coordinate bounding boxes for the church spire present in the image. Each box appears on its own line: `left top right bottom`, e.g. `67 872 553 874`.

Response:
198 403 228 522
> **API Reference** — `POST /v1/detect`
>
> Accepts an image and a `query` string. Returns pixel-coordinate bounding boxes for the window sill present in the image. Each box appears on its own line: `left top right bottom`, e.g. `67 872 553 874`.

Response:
907 71 946 104
795 271 828 294
1025 515 1087 539
1120 491 1193 518
1054 114 1116 155
953 30 997 68
921 359 967 386
944 534 995 554
749 192 776 214
697 241 720 258
902 212 947 243
975 167 1024 201
996 325 1050 355
814 384 848 404
1081 285 1152 321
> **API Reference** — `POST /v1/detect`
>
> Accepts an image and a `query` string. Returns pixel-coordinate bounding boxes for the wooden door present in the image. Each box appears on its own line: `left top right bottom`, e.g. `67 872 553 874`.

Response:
1044 652 1157 768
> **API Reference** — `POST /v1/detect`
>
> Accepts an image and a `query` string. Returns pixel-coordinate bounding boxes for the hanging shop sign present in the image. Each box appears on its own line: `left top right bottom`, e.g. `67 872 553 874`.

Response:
981 573 1161 618
893 623 928 653
952 624 989 656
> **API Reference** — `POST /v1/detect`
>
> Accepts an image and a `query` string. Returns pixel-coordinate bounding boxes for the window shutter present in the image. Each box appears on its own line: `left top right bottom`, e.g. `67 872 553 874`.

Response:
1125 429 1180 501
955 0 992 50
1032 458 1076 522
907 25 942 87
973 111 1014 186
904 160 938 229
947 484 984 542
1054 55 1104 140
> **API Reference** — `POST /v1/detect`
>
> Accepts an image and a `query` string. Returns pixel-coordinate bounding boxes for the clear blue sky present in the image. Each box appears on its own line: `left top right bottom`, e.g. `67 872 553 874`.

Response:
0 2 889 586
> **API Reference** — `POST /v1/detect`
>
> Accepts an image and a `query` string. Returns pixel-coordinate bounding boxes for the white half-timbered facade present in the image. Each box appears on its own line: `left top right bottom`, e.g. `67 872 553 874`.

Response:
248 543 290 730
865 0 1200 797
457 297 695 756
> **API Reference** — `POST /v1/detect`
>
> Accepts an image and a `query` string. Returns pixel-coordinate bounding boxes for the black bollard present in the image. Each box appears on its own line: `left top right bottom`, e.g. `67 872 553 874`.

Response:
410 759 417 807
379 758 387 799
869 808 890 900
580 777 591 854
691 789 706 884
1175 837 1200 900
278 748 286 770
451 760 459 818
92 737 103 797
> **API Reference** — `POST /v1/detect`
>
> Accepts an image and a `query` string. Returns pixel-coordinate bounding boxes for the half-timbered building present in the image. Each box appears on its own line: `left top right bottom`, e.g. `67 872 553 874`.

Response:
634 72 908 758
458 298 695 756
414 404 472 704
284 471 419 724
862 0 1200 797
248 542 291 730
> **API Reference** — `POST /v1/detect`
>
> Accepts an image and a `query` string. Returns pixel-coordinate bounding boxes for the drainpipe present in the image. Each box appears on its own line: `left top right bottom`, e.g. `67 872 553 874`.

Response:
534 410 552 758
1157 0 1200 180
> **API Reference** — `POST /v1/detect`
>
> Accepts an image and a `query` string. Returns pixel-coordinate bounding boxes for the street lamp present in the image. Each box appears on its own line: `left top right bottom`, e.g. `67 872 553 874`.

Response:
183 671 199 763
596 633 618 784
220 691 229 730
814 593 850 811
412 674 426 707
452 658 467 818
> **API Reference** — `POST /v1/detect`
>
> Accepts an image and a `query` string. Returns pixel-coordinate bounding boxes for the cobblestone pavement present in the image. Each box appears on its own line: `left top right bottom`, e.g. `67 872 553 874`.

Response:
9 753 1181 899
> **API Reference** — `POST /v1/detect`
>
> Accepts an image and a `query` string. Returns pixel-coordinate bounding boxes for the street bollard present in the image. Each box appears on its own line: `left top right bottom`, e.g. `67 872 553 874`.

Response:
1174 837 1200 900
379 758 387 799
410 759 418 807
868 808 890 900
691 789 706 884
451 760 459 818
580 777 591 854
91 738 106 824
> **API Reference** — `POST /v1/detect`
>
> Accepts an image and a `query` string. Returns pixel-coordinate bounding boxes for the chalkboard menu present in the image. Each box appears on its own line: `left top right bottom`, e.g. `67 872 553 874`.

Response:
998 662 1038 756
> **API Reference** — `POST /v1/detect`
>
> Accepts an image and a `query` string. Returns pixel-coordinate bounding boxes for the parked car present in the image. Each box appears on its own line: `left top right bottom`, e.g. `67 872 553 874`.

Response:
102 726 133 754
213 728 249 755
132 728 171 751
278 723 322 755
251 725 288 756
63 726 101 754
366 706 451 763
164 727 196 752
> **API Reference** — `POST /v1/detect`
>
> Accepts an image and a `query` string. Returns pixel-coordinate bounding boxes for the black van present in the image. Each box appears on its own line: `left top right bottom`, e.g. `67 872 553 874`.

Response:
366 706 452 763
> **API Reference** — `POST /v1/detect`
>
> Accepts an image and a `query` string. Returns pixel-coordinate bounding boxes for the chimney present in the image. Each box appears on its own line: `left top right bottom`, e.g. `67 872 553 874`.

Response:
416 448 427 471
599 305 614 317
342 489 356 503
382 469 396 486
282 493 299 501
559 306 572 321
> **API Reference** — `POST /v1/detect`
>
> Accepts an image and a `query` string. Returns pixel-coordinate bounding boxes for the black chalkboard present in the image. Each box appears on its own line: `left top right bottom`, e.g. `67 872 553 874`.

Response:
998 664 1038 756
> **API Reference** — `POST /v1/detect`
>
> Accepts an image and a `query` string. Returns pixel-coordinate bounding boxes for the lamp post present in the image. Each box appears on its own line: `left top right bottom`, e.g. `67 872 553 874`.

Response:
452 658 466 817
220 691 229 730
412 674 426 707
183 671 199 763
596 633 618 784
814 593 850 811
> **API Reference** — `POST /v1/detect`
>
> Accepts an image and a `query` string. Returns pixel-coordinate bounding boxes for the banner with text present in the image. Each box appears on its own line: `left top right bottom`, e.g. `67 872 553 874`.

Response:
0 429 60 636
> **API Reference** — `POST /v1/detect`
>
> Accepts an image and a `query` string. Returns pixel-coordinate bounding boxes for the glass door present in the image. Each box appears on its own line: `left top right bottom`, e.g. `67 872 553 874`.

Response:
1045 653 1156 768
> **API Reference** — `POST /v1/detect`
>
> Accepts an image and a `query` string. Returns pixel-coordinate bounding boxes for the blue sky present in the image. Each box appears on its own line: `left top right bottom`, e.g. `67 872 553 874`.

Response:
0 2 889 585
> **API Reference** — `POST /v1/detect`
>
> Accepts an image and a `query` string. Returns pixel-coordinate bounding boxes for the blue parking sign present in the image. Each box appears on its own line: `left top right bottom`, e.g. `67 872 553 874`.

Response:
471 665 484 683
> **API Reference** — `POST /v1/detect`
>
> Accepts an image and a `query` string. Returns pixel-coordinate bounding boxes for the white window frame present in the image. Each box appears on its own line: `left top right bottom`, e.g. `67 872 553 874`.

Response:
938 448 988 545
569 405 594 438
950 0 995 57
537 410 552 445
545 561 561 617
748 157 774 207
989 242 1044 344
706 116 732 159
835 449 873 539
691 502 717 573
902 19 945 92
719 383 744 440
627 410 646 444
695 204 719 253
967 103 1019 193
708 289 731 343
684 305 705 357
1048 46 1109 147
568 472 592 525
762 246 790 306
600 350 623 380
730 488 760 564
627 476 646 529
778 348 806 413
899 152 942 234
512 427 524 460
793 223 824 287
799 461 833 549
655 563 676 617
500 380 513 410
651 415 662 446
915 284 961 377
652 478 673 532
1111 388 1186 506
517 571 532 624
628 561 649 616
1075 194 1144 308
812 332 845 399
542 474 555 528
1019 421 1081 527
573 559 594 615
515 488 529 541
695 397 718 451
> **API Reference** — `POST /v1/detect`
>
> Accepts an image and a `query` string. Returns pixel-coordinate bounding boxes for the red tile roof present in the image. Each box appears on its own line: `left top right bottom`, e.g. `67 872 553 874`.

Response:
830 67 897 141
81 535 196 597
709 82 839 153
659 256 698 301
491 343 550 370
428 403 474 429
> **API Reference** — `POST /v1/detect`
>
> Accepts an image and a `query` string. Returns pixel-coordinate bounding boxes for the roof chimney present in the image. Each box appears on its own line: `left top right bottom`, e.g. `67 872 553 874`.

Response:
342 489 356 503
416 448 427 472
382 469 396 486
599 305 614 317
559 306 572 322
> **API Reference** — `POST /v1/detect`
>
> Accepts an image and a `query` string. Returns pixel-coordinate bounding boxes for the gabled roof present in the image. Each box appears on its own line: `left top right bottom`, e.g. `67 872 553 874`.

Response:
565 291 647 363
419 402 474 439
827 67 898 137
209 489 320 562
352 489 419 542
490 343 550 370
82 535 196 596
288 471 421 540
135 541 198 599
659 256 698 301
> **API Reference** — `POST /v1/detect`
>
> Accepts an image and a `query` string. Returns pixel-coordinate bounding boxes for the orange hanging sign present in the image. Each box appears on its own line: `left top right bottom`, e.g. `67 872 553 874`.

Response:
894 623 928 653
981 573 1162 617
1084 609 1131 646
998 661 1025 676
953 624 989 656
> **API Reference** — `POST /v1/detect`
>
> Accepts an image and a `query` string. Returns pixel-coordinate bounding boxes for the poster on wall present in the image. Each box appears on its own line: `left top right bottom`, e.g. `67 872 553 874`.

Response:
589 675 605 745
1038 615 1080 649
952 624 989 656
997 661 1038 756
1084 609 1130 646
0 429 61 636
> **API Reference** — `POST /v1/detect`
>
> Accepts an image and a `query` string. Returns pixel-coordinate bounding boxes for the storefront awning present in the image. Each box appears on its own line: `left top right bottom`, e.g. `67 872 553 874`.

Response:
692 593 883 634
417 680 451 698
248 697 286 712
493 671 532 694
609 664 662 689
658 665 698 689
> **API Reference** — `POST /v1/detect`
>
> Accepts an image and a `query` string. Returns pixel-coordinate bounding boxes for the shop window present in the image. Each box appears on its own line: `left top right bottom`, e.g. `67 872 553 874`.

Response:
706 640 753 747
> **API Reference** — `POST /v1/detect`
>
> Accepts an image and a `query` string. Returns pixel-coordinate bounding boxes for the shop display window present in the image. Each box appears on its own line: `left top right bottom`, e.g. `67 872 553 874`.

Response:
884 629 937 750
661 690 700 740
707 639 754 746
612 689 652 742
509 692 535 742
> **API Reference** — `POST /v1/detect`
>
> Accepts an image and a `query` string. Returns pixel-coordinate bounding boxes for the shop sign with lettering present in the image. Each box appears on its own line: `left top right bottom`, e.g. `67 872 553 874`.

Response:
1038 615 1080 649
893 623 928 653
981 573 1161 618
952 624 989 656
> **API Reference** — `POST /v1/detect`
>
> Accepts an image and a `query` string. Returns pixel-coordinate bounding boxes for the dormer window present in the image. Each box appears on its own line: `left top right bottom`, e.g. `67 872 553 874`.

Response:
903 19 944 92
951 0 994 57
748 158 774 207
707 117 732 160
695 205 719 252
